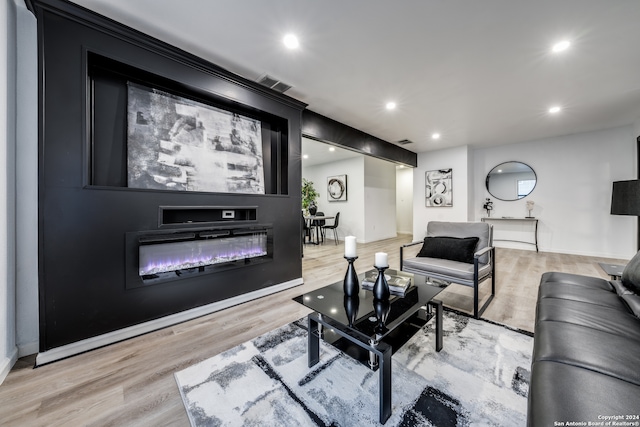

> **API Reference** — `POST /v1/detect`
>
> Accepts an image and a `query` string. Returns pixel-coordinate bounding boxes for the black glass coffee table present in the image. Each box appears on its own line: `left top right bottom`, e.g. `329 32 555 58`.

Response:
293 269 444 424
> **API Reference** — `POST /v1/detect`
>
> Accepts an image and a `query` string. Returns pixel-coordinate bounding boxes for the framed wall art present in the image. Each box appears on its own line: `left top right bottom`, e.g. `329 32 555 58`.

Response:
127 82 265 194
426 169 452 207
327 175 347 202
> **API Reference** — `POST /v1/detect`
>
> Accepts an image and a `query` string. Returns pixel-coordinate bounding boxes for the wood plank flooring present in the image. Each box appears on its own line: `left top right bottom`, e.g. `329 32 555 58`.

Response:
0 235 629 426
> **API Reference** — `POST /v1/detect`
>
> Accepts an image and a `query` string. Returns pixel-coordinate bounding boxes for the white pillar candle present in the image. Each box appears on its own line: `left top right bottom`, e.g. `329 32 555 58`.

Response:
375 252 388 268
344 236 357 258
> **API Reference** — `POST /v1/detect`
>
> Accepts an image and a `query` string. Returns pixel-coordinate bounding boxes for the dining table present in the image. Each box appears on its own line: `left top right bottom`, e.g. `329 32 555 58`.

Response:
303 214 335 245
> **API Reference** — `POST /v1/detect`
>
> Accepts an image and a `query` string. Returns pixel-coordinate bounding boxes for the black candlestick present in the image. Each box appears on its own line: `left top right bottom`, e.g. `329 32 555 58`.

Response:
372 266 390 300
343 256 359 296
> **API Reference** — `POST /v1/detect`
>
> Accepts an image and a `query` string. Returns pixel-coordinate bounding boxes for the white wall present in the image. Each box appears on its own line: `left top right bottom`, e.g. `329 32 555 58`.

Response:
472 125 637 259
363 156 397 242
302 155 398 243
413 145 471 240
15 3 38 357
396 167 413 234
633 118 640 140
303 157 365 241
1 0 17 384
1 0 38 384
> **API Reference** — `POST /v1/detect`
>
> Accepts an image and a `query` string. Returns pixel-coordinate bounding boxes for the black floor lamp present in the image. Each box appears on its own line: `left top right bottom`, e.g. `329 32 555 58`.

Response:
611 179 640 251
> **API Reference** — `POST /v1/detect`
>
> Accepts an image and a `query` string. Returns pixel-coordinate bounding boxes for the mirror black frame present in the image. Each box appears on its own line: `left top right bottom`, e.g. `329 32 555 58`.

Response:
485 161 537 201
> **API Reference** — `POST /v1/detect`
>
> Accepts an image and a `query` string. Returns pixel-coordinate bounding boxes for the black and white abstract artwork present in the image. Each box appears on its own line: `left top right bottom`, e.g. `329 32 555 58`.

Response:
127 82 265 194
327 174 347 202
426 169 452 207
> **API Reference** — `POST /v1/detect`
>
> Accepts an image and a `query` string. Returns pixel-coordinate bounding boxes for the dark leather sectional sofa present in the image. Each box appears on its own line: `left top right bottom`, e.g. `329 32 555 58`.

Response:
527 252 640 426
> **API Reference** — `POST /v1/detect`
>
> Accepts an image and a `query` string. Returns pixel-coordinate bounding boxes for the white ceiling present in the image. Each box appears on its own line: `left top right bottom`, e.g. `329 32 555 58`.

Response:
70 0 640 154
302 137 362 168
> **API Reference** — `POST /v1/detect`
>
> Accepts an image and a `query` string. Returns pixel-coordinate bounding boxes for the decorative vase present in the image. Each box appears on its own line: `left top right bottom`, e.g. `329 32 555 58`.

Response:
526 200 535 218
309 203 317 216
372 266 390 300
343 256 359 296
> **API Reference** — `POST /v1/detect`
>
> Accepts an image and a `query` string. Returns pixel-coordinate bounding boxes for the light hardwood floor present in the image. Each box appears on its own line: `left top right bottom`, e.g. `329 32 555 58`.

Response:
0 235 629 426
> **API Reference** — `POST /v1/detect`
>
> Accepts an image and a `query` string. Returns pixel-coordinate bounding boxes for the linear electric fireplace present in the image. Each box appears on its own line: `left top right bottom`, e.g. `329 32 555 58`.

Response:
126 225 273 289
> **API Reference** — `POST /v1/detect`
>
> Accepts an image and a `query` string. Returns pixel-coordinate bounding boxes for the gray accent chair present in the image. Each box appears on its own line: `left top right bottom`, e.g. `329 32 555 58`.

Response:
400 221 496 319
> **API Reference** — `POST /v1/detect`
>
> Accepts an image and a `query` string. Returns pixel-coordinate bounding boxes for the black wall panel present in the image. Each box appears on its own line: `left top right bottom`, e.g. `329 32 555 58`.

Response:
32 0 306 351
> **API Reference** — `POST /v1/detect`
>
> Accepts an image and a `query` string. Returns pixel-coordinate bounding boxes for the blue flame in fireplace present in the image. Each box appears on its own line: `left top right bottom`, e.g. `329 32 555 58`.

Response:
139 233 267 276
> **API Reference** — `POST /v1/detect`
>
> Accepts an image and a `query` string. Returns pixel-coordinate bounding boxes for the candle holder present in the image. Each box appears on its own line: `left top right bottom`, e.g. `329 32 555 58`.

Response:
372 266 390 301
343 256 359 297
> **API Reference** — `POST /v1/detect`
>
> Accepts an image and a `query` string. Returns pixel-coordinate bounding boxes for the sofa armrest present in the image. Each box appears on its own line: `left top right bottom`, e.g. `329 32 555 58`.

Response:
474 246 494 258
400 241 423 270
402 241 423 248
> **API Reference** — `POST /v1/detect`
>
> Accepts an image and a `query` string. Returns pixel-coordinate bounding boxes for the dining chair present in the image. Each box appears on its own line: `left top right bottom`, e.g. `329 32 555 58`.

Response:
322 212 340 245
312 212 326 243
301 211 311 244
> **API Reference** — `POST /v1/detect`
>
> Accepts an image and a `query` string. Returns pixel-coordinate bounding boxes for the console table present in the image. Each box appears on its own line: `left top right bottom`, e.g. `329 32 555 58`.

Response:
481 217 539 252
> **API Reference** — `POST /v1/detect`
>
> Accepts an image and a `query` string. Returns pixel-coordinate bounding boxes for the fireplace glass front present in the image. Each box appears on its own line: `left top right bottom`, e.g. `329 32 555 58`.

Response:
127 227 272 288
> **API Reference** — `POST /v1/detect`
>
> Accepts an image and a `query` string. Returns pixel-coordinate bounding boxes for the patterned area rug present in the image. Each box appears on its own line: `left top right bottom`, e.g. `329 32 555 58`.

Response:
175 310 533 426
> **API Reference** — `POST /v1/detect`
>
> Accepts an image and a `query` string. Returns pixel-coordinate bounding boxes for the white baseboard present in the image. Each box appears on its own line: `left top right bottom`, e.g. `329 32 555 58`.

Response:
0 347 19 385
18 341 39 357
36 278 303 366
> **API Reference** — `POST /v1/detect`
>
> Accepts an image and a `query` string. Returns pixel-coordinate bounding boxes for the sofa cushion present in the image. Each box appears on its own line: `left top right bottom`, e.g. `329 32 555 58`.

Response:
417 236 479 264
535 298 640 339
532 321 640 385
622 250 640 294
621 293 640 318
402 256 491 287
539 271 613 292
538 282 626 310
528 361 640 426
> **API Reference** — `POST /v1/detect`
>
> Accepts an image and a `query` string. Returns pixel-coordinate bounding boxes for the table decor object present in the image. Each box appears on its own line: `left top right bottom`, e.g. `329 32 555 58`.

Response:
343 256 359 296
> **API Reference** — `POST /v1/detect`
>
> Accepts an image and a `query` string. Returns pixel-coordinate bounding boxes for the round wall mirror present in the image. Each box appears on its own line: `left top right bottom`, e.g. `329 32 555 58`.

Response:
485 161 536 201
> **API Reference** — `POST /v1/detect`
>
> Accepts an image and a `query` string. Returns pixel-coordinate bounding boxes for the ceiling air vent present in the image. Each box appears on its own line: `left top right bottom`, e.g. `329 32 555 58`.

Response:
397 139 414 145
257 74 292 93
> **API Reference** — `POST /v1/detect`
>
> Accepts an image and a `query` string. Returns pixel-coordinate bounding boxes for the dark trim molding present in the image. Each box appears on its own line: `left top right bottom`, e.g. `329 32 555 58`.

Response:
302 110 417 167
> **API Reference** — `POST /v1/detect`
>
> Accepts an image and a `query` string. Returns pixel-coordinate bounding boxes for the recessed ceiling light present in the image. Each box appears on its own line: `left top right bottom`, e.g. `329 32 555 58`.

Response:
283 34 299 49
548 105 562 114
431 133 441 140
329 147 335 152
303 154 308 159
385 101 397 110
497 169 503 173
552 40 571 53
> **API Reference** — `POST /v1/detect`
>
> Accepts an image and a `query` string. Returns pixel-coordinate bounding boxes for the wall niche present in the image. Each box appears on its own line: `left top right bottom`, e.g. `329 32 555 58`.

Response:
89 53 290 195
30 0 306 363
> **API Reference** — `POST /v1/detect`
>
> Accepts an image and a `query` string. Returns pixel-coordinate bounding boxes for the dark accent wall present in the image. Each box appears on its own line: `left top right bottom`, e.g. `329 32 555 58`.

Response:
302 110 417 167
30 0 306 351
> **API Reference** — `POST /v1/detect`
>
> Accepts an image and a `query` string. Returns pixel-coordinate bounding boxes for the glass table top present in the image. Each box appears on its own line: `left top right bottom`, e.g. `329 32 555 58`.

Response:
293 269 445 341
